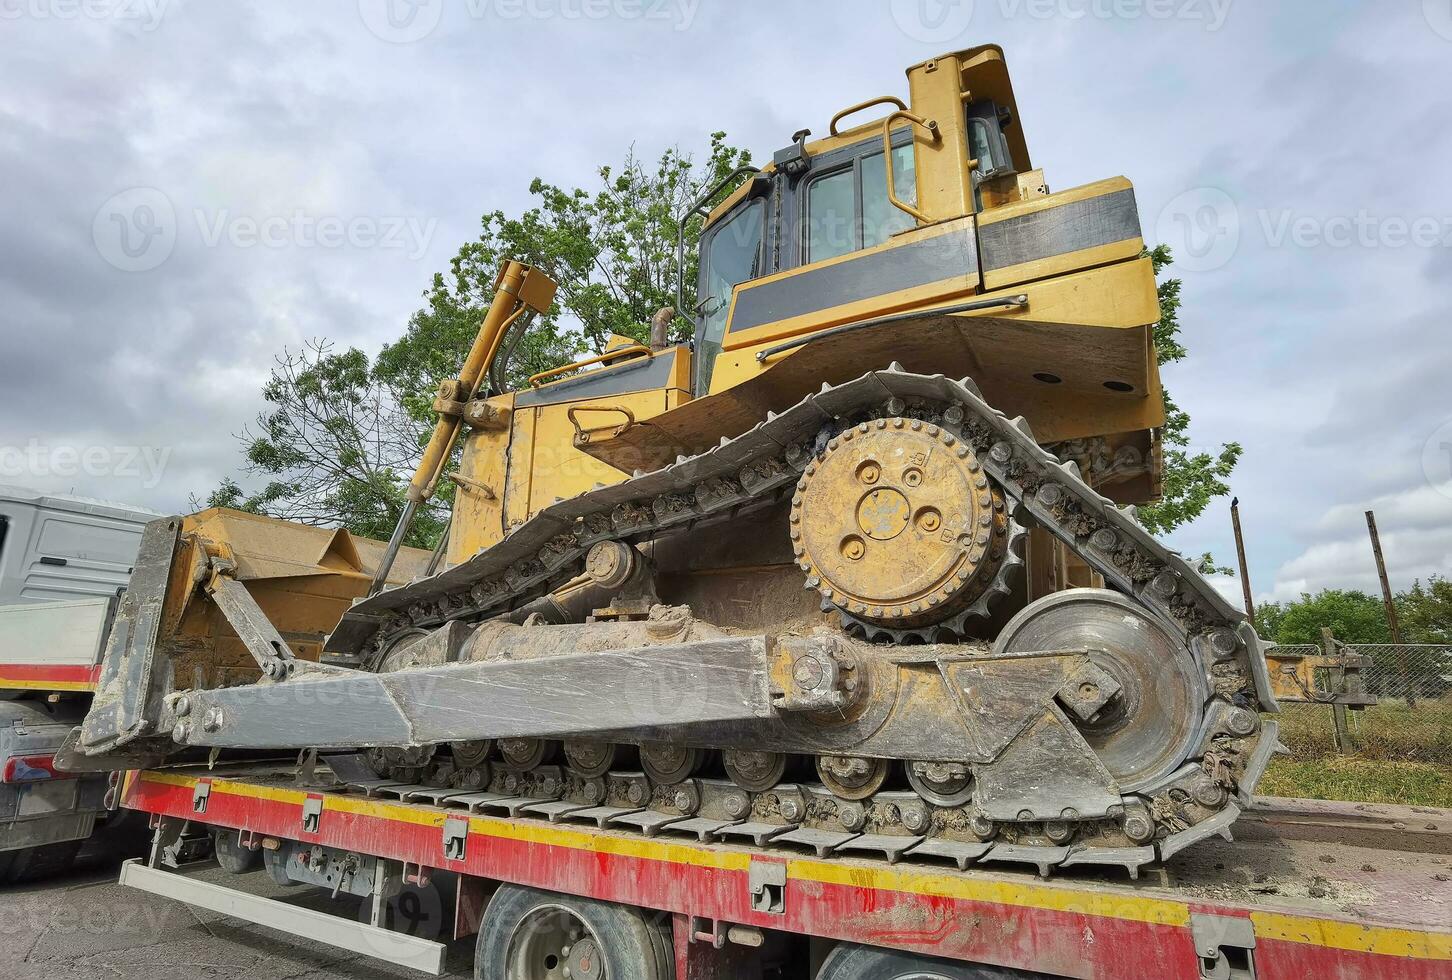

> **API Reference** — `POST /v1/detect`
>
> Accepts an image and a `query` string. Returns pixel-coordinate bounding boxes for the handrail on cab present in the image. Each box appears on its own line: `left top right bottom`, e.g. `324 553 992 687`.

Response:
882 110 941 225
829 95 908 136
527 345 653 387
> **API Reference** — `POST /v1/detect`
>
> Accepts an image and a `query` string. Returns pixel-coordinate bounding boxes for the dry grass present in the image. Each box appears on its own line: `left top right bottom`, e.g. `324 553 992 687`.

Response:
1275 698 1452 763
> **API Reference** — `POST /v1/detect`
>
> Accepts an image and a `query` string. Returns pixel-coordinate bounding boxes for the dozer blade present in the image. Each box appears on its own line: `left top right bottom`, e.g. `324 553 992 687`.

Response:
79 516 182 754
73 508 432 758
167 636 774 750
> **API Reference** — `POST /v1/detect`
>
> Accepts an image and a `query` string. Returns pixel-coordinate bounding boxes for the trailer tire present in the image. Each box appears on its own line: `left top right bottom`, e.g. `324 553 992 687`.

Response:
0 839 82 885
212 827 262 875
818 944 1050 980
476 884 674 980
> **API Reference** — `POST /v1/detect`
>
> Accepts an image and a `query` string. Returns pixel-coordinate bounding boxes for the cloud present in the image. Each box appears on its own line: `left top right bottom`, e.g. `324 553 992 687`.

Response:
1259 481 1452 603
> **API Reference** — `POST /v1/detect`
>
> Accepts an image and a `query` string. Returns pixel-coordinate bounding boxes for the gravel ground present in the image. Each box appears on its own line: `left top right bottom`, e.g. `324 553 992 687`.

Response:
0 844 475 980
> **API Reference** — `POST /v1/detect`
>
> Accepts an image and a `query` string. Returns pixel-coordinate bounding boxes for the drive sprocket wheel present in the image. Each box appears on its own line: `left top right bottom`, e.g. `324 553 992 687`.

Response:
791 417 1023 641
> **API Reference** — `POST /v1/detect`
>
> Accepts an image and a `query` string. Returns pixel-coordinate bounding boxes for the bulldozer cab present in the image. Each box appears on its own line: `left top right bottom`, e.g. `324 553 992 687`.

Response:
692 59 1024 394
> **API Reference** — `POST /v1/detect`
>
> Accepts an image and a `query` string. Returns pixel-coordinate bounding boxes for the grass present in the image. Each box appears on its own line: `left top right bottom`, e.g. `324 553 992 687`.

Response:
1260 757 1452 808
1261 698 1452 807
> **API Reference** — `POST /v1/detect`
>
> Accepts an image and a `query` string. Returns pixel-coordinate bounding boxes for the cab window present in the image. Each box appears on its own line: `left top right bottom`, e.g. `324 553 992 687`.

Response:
803 142 916 264
694 198 765 394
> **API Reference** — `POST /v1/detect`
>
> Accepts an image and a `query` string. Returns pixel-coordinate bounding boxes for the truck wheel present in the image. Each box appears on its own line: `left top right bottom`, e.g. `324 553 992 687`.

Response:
212 828 262 874
476 884 673 980
0 839 83 885
817 944 1050 980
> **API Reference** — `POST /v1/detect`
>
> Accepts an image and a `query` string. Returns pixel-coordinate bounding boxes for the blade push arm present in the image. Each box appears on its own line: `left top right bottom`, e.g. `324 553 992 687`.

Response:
369 261 557 593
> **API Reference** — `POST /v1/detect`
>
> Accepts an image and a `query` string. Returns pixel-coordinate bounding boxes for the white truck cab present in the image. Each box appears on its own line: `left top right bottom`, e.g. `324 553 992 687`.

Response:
0 484 160 882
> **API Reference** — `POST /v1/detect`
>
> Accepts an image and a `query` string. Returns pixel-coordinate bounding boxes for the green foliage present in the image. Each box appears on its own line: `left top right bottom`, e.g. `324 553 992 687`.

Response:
203 135 749 545
1256 575 1452 647
1136 245 1242 537
1399 575 1452 645
194 340 448 547
376 133 750 411
1256 588 1393 645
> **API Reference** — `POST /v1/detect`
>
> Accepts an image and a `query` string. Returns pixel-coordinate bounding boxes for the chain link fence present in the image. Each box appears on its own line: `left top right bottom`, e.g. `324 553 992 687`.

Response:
1272 643 1452 765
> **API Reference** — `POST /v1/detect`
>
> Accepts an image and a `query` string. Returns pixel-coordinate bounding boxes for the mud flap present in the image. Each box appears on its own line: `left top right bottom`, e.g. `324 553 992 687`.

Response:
78 516 182 754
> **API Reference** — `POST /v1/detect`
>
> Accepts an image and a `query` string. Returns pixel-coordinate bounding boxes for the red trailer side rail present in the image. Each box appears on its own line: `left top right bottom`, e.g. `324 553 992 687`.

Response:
123 766 1452 979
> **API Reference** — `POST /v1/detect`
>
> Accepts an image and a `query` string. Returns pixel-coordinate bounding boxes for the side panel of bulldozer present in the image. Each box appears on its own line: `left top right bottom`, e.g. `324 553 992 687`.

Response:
447 346 694 563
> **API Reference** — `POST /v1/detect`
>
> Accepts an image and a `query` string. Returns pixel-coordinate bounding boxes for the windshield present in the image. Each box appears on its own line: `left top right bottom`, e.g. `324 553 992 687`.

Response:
695 199 764 394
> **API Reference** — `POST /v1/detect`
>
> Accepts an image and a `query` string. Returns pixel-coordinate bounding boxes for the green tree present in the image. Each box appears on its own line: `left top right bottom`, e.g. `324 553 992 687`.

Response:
1397 575 1452 645
196 340 448 546
374 133 751 416
1136 245 1242 542
203 135 750 543
1255 589 1393 646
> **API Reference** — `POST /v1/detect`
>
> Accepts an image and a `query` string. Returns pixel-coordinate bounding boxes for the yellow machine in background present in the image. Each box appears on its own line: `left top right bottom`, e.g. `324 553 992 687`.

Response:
75 45 1313 875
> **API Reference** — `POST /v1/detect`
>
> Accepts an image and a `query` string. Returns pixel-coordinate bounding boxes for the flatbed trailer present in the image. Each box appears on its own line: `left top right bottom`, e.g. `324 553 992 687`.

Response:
117 760 1451 979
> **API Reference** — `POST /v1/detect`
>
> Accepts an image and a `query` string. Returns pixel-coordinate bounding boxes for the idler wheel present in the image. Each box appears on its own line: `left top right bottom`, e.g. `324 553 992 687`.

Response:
992 588 1207 793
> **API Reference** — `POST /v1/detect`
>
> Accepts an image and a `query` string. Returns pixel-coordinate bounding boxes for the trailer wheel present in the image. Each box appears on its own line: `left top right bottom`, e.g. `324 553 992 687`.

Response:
476 884 673 980
817 944 1050 980
212 828 262 875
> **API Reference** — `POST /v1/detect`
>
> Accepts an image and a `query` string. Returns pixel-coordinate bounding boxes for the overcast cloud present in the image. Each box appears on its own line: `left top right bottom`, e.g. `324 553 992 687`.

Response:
1 0 1449 606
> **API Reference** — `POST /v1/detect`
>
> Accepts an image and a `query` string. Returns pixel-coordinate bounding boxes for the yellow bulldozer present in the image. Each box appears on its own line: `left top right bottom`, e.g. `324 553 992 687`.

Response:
70 45 1355 875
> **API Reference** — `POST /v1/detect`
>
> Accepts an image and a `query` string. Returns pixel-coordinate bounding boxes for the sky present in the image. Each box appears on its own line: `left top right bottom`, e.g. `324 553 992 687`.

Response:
0 0 1449 608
